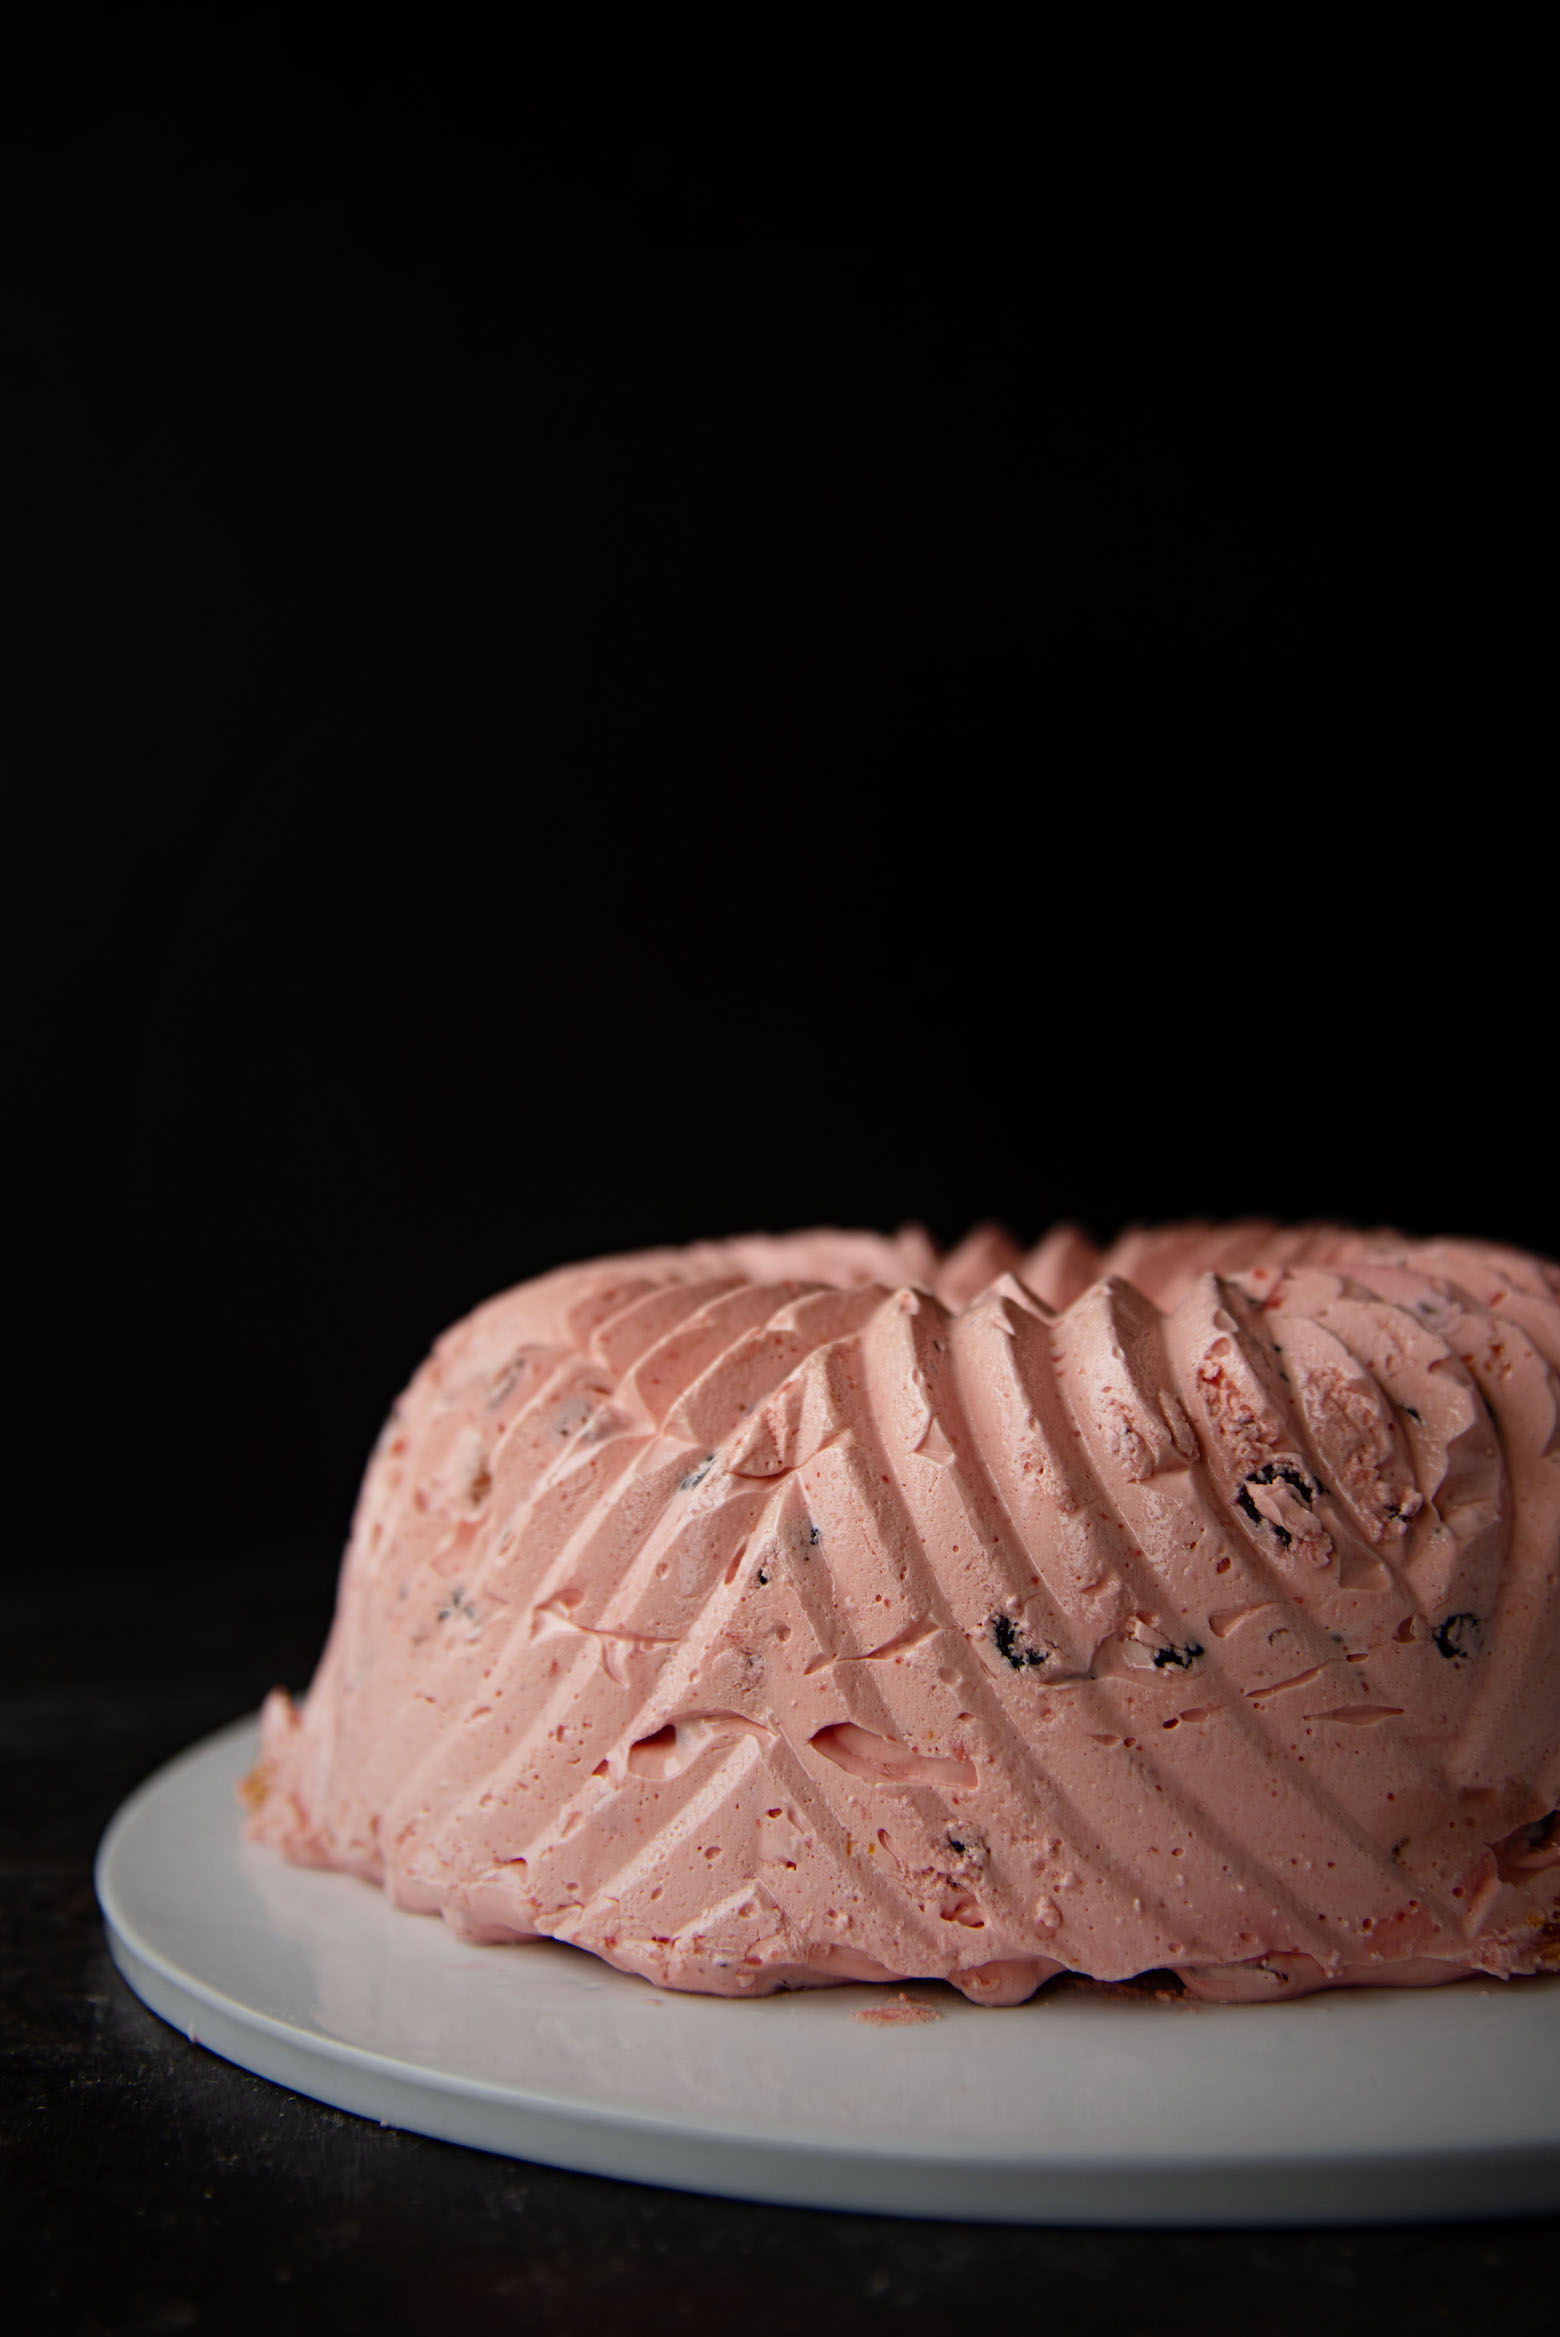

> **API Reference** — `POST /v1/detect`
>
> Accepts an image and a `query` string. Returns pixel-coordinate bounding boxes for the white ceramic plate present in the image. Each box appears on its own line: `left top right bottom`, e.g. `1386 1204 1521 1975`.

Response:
97 1718 1560 2226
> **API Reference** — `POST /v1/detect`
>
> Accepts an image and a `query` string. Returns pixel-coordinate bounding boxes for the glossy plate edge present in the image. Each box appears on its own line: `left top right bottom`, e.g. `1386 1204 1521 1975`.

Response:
96 1720 1560 2227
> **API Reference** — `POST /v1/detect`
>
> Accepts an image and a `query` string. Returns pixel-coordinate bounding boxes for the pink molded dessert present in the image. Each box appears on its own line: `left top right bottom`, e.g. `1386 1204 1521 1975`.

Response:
246 1221 1560 2004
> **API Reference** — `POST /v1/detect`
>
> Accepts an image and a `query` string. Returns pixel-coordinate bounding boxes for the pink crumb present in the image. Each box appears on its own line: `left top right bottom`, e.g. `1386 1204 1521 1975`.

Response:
852 1992 944 2027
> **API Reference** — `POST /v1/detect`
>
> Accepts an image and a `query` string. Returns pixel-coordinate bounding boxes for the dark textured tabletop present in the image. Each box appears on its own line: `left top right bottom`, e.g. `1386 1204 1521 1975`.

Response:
3 1546 1555 2337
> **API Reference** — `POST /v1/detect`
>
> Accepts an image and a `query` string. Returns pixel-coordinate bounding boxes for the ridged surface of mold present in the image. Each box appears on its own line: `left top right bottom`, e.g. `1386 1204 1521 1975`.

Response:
248 1222 1560 2004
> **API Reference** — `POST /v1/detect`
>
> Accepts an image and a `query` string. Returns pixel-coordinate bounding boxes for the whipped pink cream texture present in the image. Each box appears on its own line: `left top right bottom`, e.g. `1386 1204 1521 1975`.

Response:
248 1222 1560 2005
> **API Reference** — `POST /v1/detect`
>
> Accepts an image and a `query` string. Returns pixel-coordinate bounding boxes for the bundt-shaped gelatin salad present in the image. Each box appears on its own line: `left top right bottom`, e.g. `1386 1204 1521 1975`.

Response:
246 1220 1560 2005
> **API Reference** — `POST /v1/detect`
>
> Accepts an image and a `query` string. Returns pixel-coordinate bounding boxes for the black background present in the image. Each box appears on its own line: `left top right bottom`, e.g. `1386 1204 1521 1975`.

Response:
11 14 1548 1567
4 16 1555 2332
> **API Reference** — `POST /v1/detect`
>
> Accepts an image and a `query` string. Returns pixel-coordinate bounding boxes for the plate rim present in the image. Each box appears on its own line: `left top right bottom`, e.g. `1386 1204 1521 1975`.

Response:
95 1715 1560 2225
